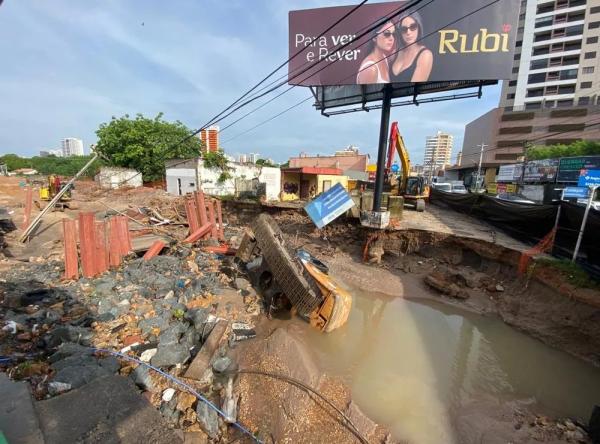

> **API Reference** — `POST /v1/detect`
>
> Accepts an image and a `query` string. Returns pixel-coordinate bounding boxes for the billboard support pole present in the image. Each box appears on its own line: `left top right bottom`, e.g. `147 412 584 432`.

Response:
572 185 596 263
373 84 393 212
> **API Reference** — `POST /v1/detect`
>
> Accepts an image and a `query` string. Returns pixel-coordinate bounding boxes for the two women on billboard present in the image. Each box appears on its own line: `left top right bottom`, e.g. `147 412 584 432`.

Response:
357 11 432 84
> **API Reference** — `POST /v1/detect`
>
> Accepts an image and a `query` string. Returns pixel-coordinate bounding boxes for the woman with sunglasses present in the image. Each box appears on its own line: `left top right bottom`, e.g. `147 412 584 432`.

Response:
356 21 396 84
391 12 433 83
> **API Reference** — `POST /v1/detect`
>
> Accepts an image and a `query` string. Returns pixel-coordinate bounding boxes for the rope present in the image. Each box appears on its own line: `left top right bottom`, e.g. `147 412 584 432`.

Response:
229 369 370 444
91 348 261 443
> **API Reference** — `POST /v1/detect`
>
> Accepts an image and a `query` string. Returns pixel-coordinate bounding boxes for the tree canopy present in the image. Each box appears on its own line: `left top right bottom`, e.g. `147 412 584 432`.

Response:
95 113 201 181
527 140 600 160
255 158 276 167
0 153 100 177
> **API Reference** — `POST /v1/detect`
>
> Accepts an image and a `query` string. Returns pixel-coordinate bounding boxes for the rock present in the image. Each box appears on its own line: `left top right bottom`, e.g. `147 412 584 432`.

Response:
93 278 117 296
97 312 116 322
138 316 170 336
162 388 176 402
52 364 110 389
495 283 505 292
424 273 468 300
212 357 232 373
98 356 121 373
160 400 180 426
151 344 190 368
140 348 157 363
177 391 197 411
97 298 116 315
158 322 187 345
188 308 210 331
47 381 71 396
589 405 600 444
233 278 250 291
48 343 92 363
196 401 219 439
47 326 93 347
183 431 208 444
131 365 156 392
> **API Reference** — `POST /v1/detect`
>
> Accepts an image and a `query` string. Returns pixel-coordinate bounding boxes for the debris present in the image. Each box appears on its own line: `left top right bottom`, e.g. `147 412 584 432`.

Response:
184 320 228 380
496 283 505 292
47 381 72 396
140 348 157 363
231 322 256 342
162 388 176 402
196 401 220 439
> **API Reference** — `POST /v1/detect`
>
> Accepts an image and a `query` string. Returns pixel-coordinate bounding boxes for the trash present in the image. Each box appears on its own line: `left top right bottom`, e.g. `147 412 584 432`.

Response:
2 321 18 334
162 388 176 402
231 322 256 342
48 381 72 395
139 348 157 363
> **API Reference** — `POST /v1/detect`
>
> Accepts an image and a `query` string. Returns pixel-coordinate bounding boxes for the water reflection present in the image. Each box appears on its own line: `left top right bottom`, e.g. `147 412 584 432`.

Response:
301 289 600 443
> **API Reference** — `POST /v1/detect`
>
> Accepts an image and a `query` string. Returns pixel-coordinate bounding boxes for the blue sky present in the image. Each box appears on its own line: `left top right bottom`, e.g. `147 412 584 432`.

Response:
0 0 501 164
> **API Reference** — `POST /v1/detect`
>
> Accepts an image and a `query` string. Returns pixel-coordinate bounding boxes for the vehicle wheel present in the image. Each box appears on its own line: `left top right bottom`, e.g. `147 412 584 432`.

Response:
416 199 425 212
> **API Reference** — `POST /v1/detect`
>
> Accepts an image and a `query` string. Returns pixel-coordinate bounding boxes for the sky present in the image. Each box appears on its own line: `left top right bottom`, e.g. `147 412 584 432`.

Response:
0 0 501 165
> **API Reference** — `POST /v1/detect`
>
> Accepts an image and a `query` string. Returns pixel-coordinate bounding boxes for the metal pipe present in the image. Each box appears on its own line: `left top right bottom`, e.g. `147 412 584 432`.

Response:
20 153 99 242
373 84 393 212
572 185 596 262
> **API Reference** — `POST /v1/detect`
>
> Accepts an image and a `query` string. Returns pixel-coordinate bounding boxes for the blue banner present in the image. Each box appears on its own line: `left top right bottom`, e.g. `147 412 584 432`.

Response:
578 169 600 187
304 183 355 229
563 186 589 199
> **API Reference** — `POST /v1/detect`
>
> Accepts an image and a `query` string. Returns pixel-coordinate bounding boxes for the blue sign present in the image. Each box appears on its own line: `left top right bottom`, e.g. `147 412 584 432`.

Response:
577 169 600 187
304 183 355 229
563 186 589 199
390 163 400 173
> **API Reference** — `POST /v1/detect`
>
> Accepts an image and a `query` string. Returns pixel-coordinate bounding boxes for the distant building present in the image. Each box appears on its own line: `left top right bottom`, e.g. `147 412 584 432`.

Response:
410 164 425 175
288 148 369 173
39 149 62 157
200 126 219 153
248 153 259 164
424 132 453 178
238 154 248 163
95 167 142 189
61 138 84 157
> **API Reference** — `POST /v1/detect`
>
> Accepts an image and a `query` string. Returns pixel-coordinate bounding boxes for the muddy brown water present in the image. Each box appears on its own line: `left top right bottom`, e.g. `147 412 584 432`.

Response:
296 285 600 444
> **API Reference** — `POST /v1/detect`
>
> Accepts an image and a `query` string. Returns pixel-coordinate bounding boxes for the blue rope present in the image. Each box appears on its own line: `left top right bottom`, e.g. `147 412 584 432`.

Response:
92 347 262 443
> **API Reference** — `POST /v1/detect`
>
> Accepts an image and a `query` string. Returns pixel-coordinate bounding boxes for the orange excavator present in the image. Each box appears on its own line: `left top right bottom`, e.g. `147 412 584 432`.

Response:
386 122 429 212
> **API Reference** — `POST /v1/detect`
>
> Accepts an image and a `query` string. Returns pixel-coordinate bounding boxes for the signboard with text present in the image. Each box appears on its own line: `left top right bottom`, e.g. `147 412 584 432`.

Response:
578 169 600 187
558 156 600 182
497 164 522 182
563 186 590 199
289 0 520 87
304 183 355 228
523 159 558 182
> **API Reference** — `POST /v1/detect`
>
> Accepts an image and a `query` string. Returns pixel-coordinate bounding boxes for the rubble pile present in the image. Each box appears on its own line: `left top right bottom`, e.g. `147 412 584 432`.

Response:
1 243 262 441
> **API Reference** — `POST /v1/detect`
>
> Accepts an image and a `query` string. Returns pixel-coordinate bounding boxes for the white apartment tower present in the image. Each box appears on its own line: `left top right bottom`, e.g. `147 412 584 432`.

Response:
500 0 600 110
61 138 84 157
424 131 453 174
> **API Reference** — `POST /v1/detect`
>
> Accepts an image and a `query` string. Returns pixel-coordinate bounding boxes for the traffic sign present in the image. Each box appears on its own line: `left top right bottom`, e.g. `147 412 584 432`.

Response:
563 186 590 199
577 169 600 187
304 183 355 229
390 163 399 173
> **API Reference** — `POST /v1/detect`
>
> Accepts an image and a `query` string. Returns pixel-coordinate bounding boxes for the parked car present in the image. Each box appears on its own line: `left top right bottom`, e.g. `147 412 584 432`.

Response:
450 183 468 194
432 182 452 192
495 193 536 204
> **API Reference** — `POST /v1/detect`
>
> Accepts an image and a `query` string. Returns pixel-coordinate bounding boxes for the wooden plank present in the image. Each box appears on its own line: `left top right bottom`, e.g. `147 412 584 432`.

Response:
22 186 33 230
94 221 108 275
108 217 122 268
62 219 79 280
184 320 228 380
202 245 236 255
78 212 96 278
185 198 200 234
116 216 131 255
143 240 166 261
183 223 213 243
195 191 208 226
207 200 218 239
215 199 225 241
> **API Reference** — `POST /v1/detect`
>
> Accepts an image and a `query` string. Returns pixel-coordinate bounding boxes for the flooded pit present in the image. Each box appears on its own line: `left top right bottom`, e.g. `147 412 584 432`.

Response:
298 286 600 444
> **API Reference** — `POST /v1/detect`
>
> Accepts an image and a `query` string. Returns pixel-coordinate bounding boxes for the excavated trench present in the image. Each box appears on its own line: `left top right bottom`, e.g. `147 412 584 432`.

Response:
228 208 600 443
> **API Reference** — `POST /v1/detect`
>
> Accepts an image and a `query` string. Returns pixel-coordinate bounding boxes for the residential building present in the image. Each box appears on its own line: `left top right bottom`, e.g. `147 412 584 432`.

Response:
61 138 84 157
39 149 62 157
280 167 348 201
248 153 259 164
288 149 369 173
200 126 219 153
95 167 142 189
424 131 453 178
238 154 248 163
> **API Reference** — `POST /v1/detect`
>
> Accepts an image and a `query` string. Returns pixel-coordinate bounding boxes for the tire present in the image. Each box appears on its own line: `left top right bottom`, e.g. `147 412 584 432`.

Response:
416 199 426 212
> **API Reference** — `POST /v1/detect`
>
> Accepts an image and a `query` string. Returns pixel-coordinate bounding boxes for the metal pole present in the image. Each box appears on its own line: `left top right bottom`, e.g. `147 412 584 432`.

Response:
553 188 564 232
373 84 393 212
20 153 99 242
572 185 596 262
474 142 487 191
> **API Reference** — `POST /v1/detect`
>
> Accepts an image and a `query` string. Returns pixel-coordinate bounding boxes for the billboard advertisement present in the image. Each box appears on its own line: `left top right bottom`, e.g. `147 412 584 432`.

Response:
558 156 600 182
288 0 520 86
497 163 522 182
523 159 559 182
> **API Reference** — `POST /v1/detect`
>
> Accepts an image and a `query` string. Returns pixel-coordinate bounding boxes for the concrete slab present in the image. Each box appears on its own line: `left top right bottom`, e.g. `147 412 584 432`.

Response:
36 374 183 444
184 320 228 380
0 373 44 444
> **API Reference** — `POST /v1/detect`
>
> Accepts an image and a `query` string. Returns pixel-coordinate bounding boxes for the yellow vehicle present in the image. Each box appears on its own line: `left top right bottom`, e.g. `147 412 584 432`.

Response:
387 122 429 211
38 175 74 210
237 214 351 332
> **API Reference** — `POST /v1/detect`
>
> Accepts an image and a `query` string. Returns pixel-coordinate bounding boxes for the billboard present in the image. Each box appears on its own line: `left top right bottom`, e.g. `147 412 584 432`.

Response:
497 163 522 182
288 0 520 87
523 159 558 183
558 156 600 183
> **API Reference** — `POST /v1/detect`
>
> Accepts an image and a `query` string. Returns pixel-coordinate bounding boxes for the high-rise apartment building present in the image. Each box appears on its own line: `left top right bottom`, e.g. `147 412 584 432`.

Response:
424 132 453 176
500 0 600 110
61 138 84 157
200 126 219 153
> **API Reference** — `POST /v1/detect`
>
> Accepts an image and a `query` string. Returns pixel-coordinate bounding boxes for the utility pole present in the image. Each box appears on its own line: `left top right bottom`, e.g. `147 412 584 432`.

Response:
474 142 488 191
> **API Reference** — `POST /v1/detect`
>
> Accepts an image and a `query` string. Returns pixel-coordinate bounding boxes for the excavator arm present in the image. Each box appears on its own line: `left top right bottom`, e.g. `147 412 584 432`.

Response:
386 122 410 194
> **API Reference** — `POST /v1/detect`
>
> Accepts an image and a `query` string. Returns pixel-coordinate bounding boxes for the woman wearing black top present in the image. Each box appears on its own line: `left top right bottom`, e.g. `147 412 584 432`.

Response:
391 12 433 83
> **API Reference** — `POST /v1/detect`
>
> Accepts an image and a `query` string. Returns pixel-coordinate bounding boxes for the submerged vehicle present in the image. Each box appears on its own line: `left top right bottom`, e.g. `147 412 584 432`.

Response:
236 214 352 332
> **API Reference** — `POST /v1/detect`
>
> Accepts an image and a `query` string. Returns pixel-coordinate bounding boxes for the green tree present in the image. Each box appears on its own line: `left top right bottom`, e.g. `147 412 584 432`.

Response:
95 113 201 181
203 150 233 183
526 140 600 160
0 154 100 177
255 158 275 167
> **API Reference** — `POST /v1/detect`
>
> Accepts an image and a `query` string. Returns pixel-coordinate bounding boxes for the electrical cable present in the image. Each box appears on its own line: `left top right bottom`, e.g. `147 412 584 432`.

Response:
228 369 370 444
91 347 262 444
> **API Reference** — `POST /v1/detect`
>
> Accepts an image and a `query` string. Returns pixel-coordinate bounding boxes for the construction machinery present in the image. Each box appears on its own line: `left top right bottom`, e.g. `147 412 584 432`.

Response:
386 122 429 211
38 175 74 210
236 214 351 332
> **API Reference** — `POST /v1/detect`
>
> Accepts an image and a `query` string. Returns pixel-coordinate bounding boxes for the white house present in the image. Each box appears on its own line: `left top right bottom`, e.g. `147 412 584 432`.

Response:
165 158 281 201
95 167 142 189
